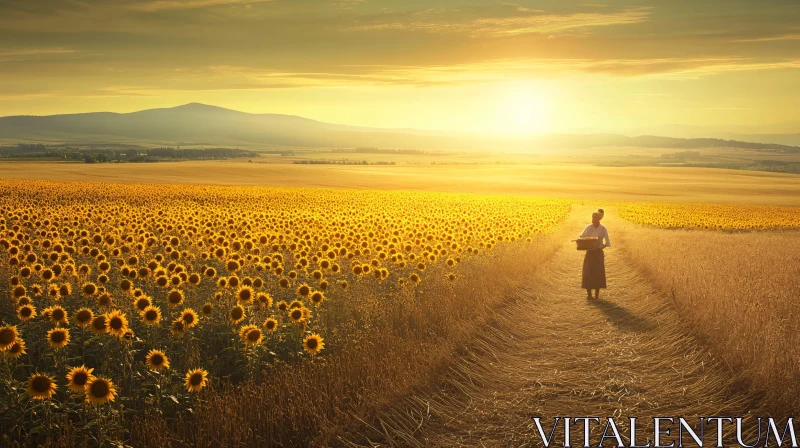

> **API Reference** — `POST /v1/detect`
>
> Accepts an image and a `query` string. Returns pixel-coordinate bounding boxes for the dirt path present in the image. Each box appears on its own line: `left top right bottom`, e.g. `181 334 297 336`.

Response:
349 209 759 447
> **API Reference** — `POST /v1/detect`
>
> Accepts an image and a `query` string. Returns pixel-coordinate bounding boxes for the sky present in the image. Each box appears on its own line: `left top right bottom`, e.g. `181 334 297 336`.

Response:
1 0 799 135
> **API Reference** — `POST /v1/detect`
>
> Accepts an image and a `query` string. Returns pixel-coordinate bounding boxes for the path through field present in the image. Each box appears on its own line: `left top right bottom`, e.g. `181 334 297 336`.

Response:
349 209 760 447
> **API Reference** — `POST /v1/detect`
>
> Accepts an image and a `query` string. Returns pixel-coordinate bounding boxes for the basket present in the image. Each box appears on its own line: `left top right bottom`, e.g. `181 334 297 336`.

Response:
576 237 600 251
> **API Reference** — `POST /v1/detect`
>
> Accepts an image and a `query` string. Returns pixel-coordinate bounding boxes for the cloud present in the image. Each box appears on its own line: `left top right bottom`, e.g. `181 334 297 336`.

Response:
128 0 271 12
345 7 651 37
735 33 800 42
0 49 78 56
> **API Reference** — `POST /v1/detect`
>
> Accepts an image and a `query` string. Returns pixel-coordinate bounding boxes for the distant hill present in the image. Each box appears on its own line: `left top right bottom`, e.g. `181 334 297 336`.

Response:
1 103 798 152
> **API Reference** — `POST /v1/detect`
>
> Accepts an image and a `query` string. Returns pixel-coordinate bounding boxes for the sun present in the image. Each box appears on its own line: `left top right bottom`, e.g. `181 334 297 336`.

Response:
502 90 548 134
489 83 550 135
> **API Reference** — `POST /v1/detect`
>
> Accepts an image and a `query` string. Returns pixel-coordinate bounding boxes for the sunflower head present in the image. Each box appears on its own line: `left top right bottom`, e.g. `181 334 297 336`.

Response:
263 317 278 333
236 286 253 305
27 373 57 400
75 308 94 328
105 310 128 337
201 302 213 316
47 328 70 350
134 296 152 312
167 289 184 307
185 368 209 393
302 334 325 356
97 292 113 309
48 305 68 325
17 304 36 321
0 325 19 351
145 349 170 372
90 314 108 335
229 305 245 325
66 365 95 393
256 293 273 308
81 282 98 297
288 307 305 323
171 318 186 336
4 339 27 360
85 377 116 405
296 284 310 297
310 291 325 306
180 308 199 328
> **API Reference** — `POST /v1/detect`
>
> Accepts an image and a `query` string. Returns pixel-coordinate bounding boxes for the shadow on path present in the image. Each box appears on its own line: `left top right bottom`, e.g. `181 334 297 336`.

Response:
587 297 655 333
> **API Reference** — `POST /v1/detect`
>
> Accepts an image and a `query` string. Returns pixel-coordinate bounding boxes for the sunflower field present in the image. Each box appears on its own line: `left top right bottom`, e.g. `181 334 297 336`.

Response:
0 180 570 446
618 202 800 230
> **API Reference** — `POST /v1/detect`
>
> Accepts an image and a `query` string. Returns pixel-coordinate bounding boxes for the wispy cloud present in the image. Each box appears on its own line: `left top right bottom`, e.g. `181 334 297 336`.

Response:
0 48 78 57
346 7 651 37
128 0 271 12
735 33 800 42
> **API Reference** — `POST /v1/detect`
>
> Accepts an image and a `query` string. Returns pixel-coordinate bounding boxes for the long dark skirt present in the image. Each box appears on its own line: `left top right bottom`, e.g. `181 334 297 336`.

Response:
582 248 606 289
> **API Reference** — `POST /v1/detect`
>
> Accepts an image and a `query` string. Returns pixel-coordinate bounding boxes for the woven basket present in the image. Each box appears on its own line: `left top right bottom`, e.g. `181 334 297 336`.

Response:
576 237 600 251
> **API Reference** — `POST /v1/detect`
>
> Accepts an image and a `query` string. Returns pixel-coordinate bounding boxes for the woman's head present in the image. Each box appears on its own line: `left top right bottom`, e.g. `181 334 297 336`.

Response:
592 209 604 225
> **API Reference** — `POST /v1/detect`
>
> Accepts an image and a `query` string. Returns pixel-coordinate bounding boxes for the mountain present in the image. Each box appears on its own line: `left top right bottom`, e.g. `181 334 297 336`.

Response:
630 123 800 147
1 103 798 152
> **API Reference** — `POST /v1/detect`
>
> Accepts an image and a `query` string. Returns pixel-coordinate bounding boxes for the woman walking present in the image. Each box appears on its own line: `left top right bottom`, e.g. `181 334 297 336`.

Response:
581 209 610 300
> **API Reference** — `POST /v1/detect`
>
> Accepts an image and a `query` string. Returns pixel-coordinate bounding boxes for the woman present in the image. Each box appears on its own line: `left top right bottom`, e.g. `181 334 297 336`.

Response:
580 209 610 300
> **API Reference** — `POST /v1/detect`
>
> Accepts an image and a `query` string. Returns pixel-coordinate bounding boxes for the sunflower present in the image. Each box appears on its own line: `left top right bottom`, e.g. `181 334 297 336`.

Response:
289 300 304 309
238 324 260 344
48 305 69 325
141 306 161 325
58 283 72 297
12 285 26 299
229 305 246 325
201 302 213 316
145 349 170 371
167 289 184 307
236 286 253 305
302 334 325 356
4 339 26 360
66 365 95 393
105 310 128 337
96 292 113 309
309 291 325 306
85 377 117 405
256 293 273 308
180 308 199 329
17 304 36 321
288 307 305 323
0 325 19 351
277 301 289 312
81 282 98 297
27 373 57 400
171 319 186 336
278 277 290 288
184 368 209 393
47 285 60 300
90 315 107 335
75 308 94 328
296 284 311 297
47 328 70 350
263 317 278 333
134 296 152 313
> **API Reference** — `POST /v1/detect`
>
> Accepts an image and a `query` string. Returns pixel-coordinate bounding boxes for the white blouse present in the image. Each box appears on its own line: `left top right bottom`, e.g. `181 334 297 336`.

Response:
580 224 610 247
